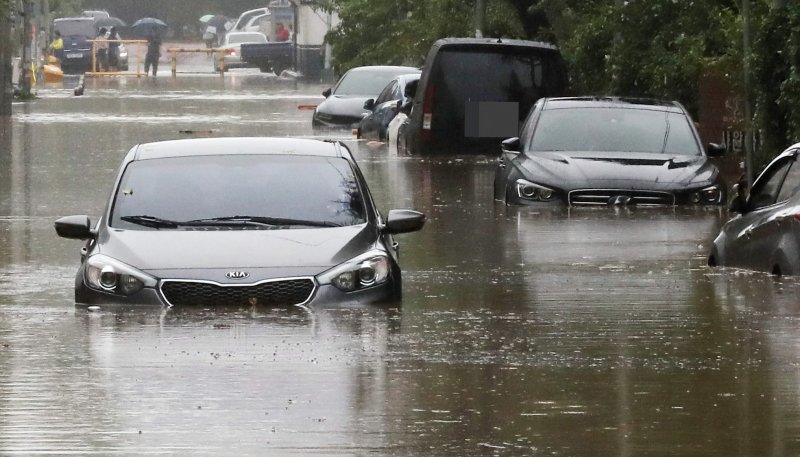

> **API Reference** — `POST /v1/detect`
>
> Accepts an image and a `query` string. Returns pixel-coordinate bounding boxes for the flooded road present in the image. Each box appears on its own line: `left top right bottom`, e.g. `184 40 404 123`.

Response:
1 70 800 456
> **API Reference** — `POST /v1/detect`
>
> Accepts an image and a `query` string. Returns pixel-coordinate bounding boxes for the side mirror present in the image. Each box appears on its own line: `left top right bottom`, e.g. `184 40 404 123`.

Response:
707 143 726 157
501 137 521 154
322 88 331 98
404 79 418 99
727 183 746 213
363 98 375 110
54 215 94 240
383 209 425 234
728 194 745 214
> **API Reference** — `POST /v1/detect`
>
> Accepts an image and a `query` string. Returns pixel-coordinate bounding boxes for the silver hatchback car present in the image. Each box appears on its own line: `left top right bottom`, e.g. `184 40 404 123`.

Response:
709 143 800 275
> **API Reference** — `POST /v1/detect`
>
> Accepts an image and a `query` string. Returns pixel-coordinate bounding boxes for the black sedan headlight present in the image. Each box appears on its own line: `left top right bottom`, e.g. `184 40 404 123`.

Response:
515 179 557 202
84 254 157 295
317 250 390 292
687 184 723 205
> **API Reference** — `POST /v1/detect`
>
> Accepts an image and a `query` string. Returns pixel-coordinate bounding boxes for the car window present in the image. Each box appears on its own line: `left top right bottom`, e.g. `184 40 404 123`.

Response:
776 156 800 202
528 107 700 154
375 81 398 105
749 156 793 210
334 70 413 96
429 48 560 132
54 20 96 37
110 155 367 229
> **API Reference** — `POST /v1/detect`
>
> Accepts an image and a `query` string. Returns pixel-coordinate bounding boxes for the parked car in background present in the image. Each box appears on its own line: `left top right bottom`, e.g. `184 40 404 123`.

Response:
357 72 421 142
231 8 270 32
214 31 268 71
54 137 426 307
709 144 800 275
399 37 569 155
312 65 421 132
493 97 727 206
53 16 97 74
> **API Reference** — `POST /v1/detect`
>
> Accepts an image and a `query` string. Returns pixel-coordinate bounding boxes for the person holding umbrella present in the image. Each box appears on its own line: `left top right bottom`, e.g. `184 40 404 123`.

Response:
107 26 121 71
144 30 162 76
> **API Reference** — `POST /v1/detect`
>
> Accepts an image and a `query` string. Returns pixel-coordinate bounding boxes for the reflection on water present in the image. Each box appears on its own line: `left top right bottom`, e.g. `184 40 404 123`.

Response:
0 77 799 455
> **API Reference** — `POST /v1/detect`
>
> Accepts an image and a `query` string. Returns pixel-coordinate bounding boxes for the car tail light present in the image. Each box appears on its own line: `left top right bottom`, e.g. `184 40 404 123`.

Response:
422 84 435 131
795 213 800 222
226 49 236 56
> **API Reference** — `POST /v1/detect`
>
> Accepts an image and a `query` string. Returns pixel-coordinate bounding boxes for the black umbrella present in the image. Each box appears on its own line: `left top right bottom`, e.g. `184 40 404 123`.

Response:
201 15 230 32
96 16 126 28
131 17 168 37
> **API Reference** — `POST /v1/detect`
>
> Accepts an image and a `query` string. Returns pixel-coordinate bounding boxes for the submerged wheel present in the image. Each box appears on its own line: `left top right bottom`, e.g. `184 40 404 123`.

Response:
708 246 719 267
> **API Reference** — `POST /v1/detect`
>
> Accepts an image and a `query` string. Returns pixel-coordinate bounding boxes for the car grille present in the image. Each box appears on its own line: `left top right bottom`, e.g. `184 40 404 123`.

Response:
160 278 316 307
568 189 675 206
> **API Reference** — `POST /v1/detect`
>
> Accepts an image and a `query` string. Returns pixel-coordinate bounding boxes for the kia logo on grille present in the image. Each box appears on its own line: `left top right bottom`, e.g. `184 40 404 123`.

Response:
226 271 250 280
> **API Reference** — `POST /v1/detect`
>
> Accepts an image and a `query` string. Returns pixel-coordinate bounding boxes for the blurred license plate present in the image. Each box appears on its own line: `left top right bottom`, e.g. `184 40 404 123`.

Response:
66 53 82 59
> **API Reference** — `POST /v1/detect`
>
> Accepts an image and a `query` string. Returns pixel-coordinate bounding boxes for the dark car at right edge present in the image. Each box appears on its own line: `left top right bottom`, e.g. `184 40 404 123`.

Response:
494 97 727 207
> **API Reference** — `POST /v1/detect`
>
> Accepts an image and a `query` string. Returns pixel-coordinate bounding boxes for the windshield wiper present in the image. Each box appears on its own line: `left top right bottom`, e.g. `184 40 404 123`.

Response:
120 215 180 229
187 216 343 228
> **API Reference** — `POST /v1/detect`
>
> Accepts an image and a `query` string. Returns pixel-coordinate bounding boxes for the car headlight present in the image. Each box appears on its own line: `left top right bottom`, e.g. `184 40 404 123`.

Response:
688 184 722 205
84 254 157 295
317 250 391 292
515 179 557 202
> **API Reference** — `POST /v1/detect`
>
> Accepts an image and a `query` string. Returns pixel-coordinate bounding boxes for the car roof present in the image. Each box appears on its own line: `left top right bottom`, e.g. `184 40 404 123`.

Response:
54 16 95 22
345 65 420 75
131 137 348 161
542 96 686 113
431 37 560 52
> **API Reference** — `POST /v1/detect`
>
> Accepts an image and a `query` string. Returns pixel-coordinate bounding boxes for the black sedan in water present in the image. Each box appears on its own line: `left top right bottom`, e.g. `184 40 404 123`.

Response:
312 65 420 131
357 72 420 142
709 144 800 275
54 137 425 307
494 97 727 206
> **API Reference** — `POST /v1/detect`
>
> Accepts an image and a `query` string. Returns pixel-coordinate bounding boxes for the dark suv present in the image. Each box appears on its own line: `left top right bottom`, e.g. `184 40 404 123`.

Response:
53 17 97 74
399 38 569 155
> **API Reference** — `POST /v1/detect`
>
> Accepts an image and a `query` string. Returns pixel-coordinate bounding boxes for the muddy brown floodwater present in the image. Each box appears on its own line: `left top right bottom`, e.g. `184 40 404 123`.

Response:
0 67 799 456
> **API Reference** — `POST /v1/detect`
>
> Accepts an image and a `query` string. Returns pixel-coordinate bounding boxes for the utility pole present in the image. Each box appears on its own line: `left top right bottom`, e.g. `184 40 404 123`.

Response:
20 0 32 97
475 0 485 38
1 3 13 115
742 0 753 188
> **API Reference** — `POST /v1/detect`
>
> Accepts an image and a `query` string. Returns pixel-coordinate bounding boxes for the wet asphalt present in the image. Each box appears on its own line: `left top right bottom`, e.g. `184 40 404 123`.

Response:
0 49 799 456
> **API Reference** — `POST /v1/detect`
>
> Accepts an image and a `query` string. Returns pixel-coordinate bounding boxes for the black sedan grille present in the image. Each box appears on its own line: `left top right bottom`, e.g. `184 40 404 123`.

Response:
160 278 316 307
569 189 675 206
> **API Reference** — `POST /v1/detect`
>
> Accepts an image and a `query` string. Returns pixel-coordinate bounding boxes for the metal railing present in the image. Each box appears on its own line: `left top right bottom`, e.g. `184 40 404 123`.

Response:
87 39 148 77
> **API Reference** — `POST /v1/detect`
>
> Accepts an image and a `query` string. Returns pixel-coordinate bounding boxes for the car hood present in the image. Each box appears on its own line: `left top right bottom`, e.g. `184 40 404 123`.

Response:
316 95 371 117
96 224 377 279
516 150 718 189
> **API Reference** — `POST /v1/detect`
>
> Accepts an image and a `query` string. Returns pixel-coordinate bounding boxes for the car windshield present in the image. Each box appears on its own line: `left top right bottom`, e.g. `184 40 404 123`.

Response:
529 107 701 155
110 155 367 230
227 33 267 45
334 69 414 96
